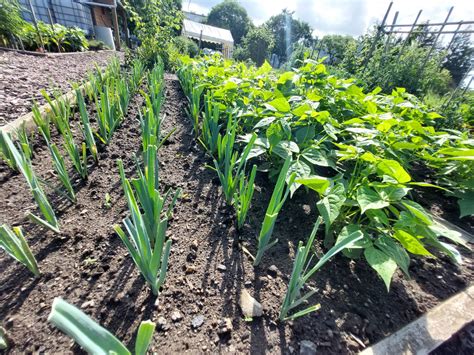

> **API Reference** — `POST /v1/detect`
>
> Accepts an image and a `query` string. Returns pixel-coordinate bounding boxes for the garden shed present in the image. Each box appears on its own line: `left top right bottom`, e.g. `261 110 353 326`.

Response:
182 19 233 58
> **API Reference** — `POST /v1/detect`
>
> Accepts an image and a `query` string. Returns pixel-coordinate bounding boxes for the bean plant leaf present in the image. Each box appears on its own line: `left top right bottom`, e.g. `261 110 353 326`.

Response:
336 224 371 248
393 229 432 256
356 185 390 214
375 235 410 276
287 160 311 196
317 183 346 237
254 116 277 129
296 176 330 196
376 159 411 183
364 247 397 291
301 147 335 168
366 209 389 226
273 141 300 159
401 200 432 225
376 186 410 202
457 191 474 218
267 97 291 113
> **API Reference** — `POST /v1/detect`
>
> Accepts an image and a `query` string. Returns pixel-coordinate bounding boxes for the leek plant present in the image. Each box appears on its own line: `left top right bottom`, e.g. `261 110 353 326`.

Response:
116 77 131 118
254 157 296 266
76 89 98 161
48 143 76 201
200 95 221 154
213 122 257 205
32 103 50 142
148 59 164 116
41 90 71 135
114 146 180 296
279 217 363 320
18 123 33 160
94 85 120 144
0 132 16 170
48 298 155 355
63 128 88 180
235 164 257 229
0 327 6 350
185 84 205 135
140 94 160 152
129 58 145 94
0 224 40 276
1 132 59 233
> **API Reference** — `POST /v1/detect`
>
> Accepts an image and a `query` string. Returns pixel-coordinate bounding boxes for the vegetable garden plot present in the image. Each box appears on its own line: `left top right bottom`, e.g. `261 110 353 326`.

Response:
0 57 473 353
0 50 123 126
177 55 473 290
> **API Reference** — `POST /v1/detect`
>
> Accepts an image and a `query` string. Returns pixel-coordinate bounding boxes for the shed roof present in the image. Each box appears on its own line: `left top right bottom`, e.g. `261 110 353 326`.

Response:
183 19 234 45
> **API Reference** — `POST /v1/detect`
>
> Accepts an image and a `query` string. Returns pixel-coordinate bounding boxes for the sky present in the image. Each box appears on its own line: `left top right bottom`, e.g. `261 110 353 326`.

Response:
184 0 474 39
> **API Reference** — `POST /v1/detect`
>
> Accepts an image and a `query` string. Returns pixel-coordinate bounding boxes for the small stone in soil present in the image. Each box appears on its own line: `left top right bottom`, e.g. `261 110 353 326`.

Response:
267 265 278 276
156 316 169 331
191 314 205 329
171 310 183 322
81 300 95 308
239 289 263 318
217 318 233 335
217 264 227 272
299 340 317 355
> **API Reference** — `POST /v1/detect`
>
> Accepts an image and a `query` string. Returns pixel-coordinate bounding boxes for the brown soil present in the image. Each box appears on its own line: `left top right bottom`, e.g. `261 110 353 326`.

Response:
0 50 123 126
0 74 473 354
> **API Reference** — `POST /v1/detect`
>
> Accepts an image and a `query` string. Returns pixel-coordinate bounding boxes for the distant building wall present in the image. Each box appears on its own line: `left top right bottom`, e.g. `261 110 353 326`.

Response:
18 0 94 35
91 6 112 27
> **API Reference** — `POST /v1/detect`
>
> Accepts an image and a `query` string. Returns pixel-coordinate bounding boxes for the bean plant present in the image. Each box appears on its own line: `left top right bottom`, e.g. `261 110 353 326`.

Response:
178 55 469 295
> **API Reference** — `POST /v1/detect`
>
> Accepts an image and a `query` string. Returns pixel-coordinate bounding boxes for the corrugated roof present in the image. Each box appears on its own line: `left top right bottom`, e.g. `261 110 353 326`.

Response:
183 19 234 44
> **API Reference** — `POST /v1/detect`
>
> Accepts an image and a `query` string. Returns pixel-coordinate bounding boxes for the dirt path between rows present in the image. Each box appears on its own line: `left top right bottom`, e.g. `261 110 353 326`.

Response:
0 74 472 354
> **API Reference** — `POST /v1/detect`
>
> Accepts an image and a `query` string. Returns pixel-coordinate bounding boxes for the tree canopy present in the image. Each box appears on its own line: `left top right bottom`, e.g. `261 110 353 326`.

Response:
443 32 474 86
265 9 313 63
206 0 252 44
235 26 275 66
318 35 355 65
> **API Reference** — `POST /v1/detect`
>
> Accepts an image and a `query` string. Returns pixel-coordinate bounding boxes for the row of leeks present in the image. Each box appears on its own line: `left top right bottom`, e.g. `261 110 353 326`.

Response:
0 58 144 270
115 58 180 296
0 58 159 353
46 59 160 355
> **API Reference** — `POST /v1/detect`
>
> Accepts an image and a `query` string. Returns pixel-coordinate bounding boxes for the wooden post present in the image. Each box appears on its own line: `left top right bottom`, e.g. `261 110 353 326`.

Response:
361 1 393 73
26 0 45 52
396 10 422 61
445 21 463 53
416 6 454 81
111 6 121 50
381 11 399 64
121 10 130 48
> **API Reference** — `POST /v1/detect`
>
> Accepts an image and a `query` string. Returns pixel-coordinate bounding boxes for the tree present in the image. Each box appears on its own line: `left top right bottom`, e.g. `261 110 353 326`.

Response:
318 35 355 65
443 31 474 86
124 0 183 69
240 26 275 66
206 0 252 45
265 9 313 63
